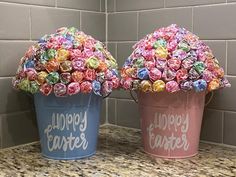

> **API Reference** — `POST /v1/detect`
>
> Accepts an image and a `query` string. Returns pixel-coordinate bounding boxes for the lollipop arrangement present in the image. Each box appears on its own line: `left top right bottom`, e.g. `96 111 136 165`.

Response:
121 24 230 93
13 27 119 97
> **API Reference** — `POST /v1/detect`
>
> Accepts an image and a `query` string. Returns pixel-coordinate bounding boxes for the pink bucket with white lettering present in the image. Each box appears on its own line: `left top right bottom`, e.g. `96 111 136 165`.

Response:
137 91 205 159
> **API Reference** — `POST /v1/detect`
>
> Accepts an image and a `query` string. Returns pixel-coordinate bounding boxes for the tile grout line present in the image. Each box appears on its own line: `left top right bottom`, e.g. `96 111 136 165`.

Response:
0 76 13 79
163 0 166 8
0 1 104 13
1 1 235 14
206 107 236 114
202 39 233 42
105 0 108 48
0 1 55 8
55 0 57 8
0 110 32 117
105 98 108 124
107 7 187 14
105 0 108 124
225 75 236 77
108 41 137 43
136 12 139 41
115 99 117 125
79 11 82 30
29 8 32 40
107 1 236 14
191 7 194 32
222 111 224 144
100 0 102 12
0 40 37 42
200 140 236 149
108 2 234 14
112 97 136 102
115 43 118 60
0 116 2 148
114 0 116 12
0 39 229 43
225 41 228 74
198 39 236 41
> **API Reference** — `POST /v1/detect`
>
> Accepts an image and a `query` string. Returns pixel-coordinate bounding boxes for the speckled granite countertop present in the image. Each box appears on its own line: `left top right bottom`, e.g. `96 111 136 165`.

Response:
0 125 236 177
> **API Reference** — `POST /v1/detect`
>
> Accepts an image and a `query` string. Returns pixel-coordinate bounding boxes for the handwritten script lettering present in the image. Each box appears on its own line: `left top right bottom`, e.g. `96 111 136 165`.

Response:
44 112 88 152
147 112 190 151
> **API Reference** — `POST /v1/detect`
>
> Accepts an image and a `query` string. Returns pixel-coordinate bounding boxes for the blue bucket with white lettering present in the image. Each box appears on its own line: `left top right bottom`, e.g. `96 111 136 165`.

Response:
34 93 102 160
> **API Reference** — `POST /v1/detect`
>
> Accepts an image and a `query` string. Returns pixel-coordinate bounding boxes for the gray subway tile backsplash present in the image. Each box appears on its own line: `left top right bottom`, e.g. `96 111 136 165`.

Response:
101 0 105 12
227 0 236 2
116 99 140 129
0 3 30 39
0 78 32 114
107 0 115 12
107 43 117 59
31 7 80 40
108 12 138 41
57 0 100 11
0 0 55 6
116 0 164 12
110 89 132 99
200 109 223 143
117 42 135 68
0 110 39 148
227 41 236 75
0 78 33 114
139 8 192 39
193 4 236 39
108 99 116 124
81 12 106 42
100 100 106 124
165 0 225 8
1 0 236 148
223 112 236 146
207 77 236 111
0 41 34 77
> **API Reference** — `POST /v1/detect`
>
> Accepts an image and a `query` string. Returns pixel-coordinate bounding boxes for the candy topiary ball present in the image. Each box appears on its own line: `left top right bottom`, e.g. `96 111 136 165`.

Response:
121 24 230 93
13 27 119 97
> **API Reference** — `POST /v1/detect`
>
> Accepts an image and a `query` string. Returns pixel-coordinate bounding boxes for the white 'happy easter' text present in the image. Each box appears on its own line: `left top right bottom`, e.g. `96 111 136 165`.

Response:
147 112 190 151
44 112 88 152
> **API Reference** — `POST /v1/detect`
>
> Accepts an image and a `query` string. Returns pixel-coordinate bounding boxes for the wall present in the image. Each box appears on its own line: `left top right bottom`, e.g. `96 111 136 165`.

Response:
0 0 106 148
1 0 236 149
107 0 236 147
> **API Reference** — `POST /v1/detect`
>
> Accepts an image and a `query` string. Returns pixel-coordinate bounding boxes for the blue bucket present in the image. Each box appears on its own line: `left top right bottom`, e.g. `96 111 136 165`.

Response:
34 93 102 160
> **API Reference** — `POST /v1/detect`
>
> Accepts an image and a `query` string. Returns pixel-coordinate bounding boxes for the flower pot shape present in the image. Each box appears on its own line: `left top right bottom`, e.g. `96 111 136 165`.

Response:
34 93 102 160
138 91 205 158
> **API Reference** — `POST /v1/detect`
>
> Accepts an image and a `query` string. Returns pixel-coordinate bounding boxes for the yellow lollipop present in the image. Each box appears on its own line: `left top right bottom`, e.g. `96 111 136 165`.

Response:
140 80 152 92
153 80 165 92
36 71 48 85
155 46 168 59
57 49 70 62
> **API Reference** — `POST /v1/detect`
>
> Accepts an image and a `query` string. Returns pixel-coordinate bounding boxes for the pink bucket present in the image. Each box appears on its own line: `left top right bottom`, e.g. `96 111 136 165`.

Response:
137 91 205 159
